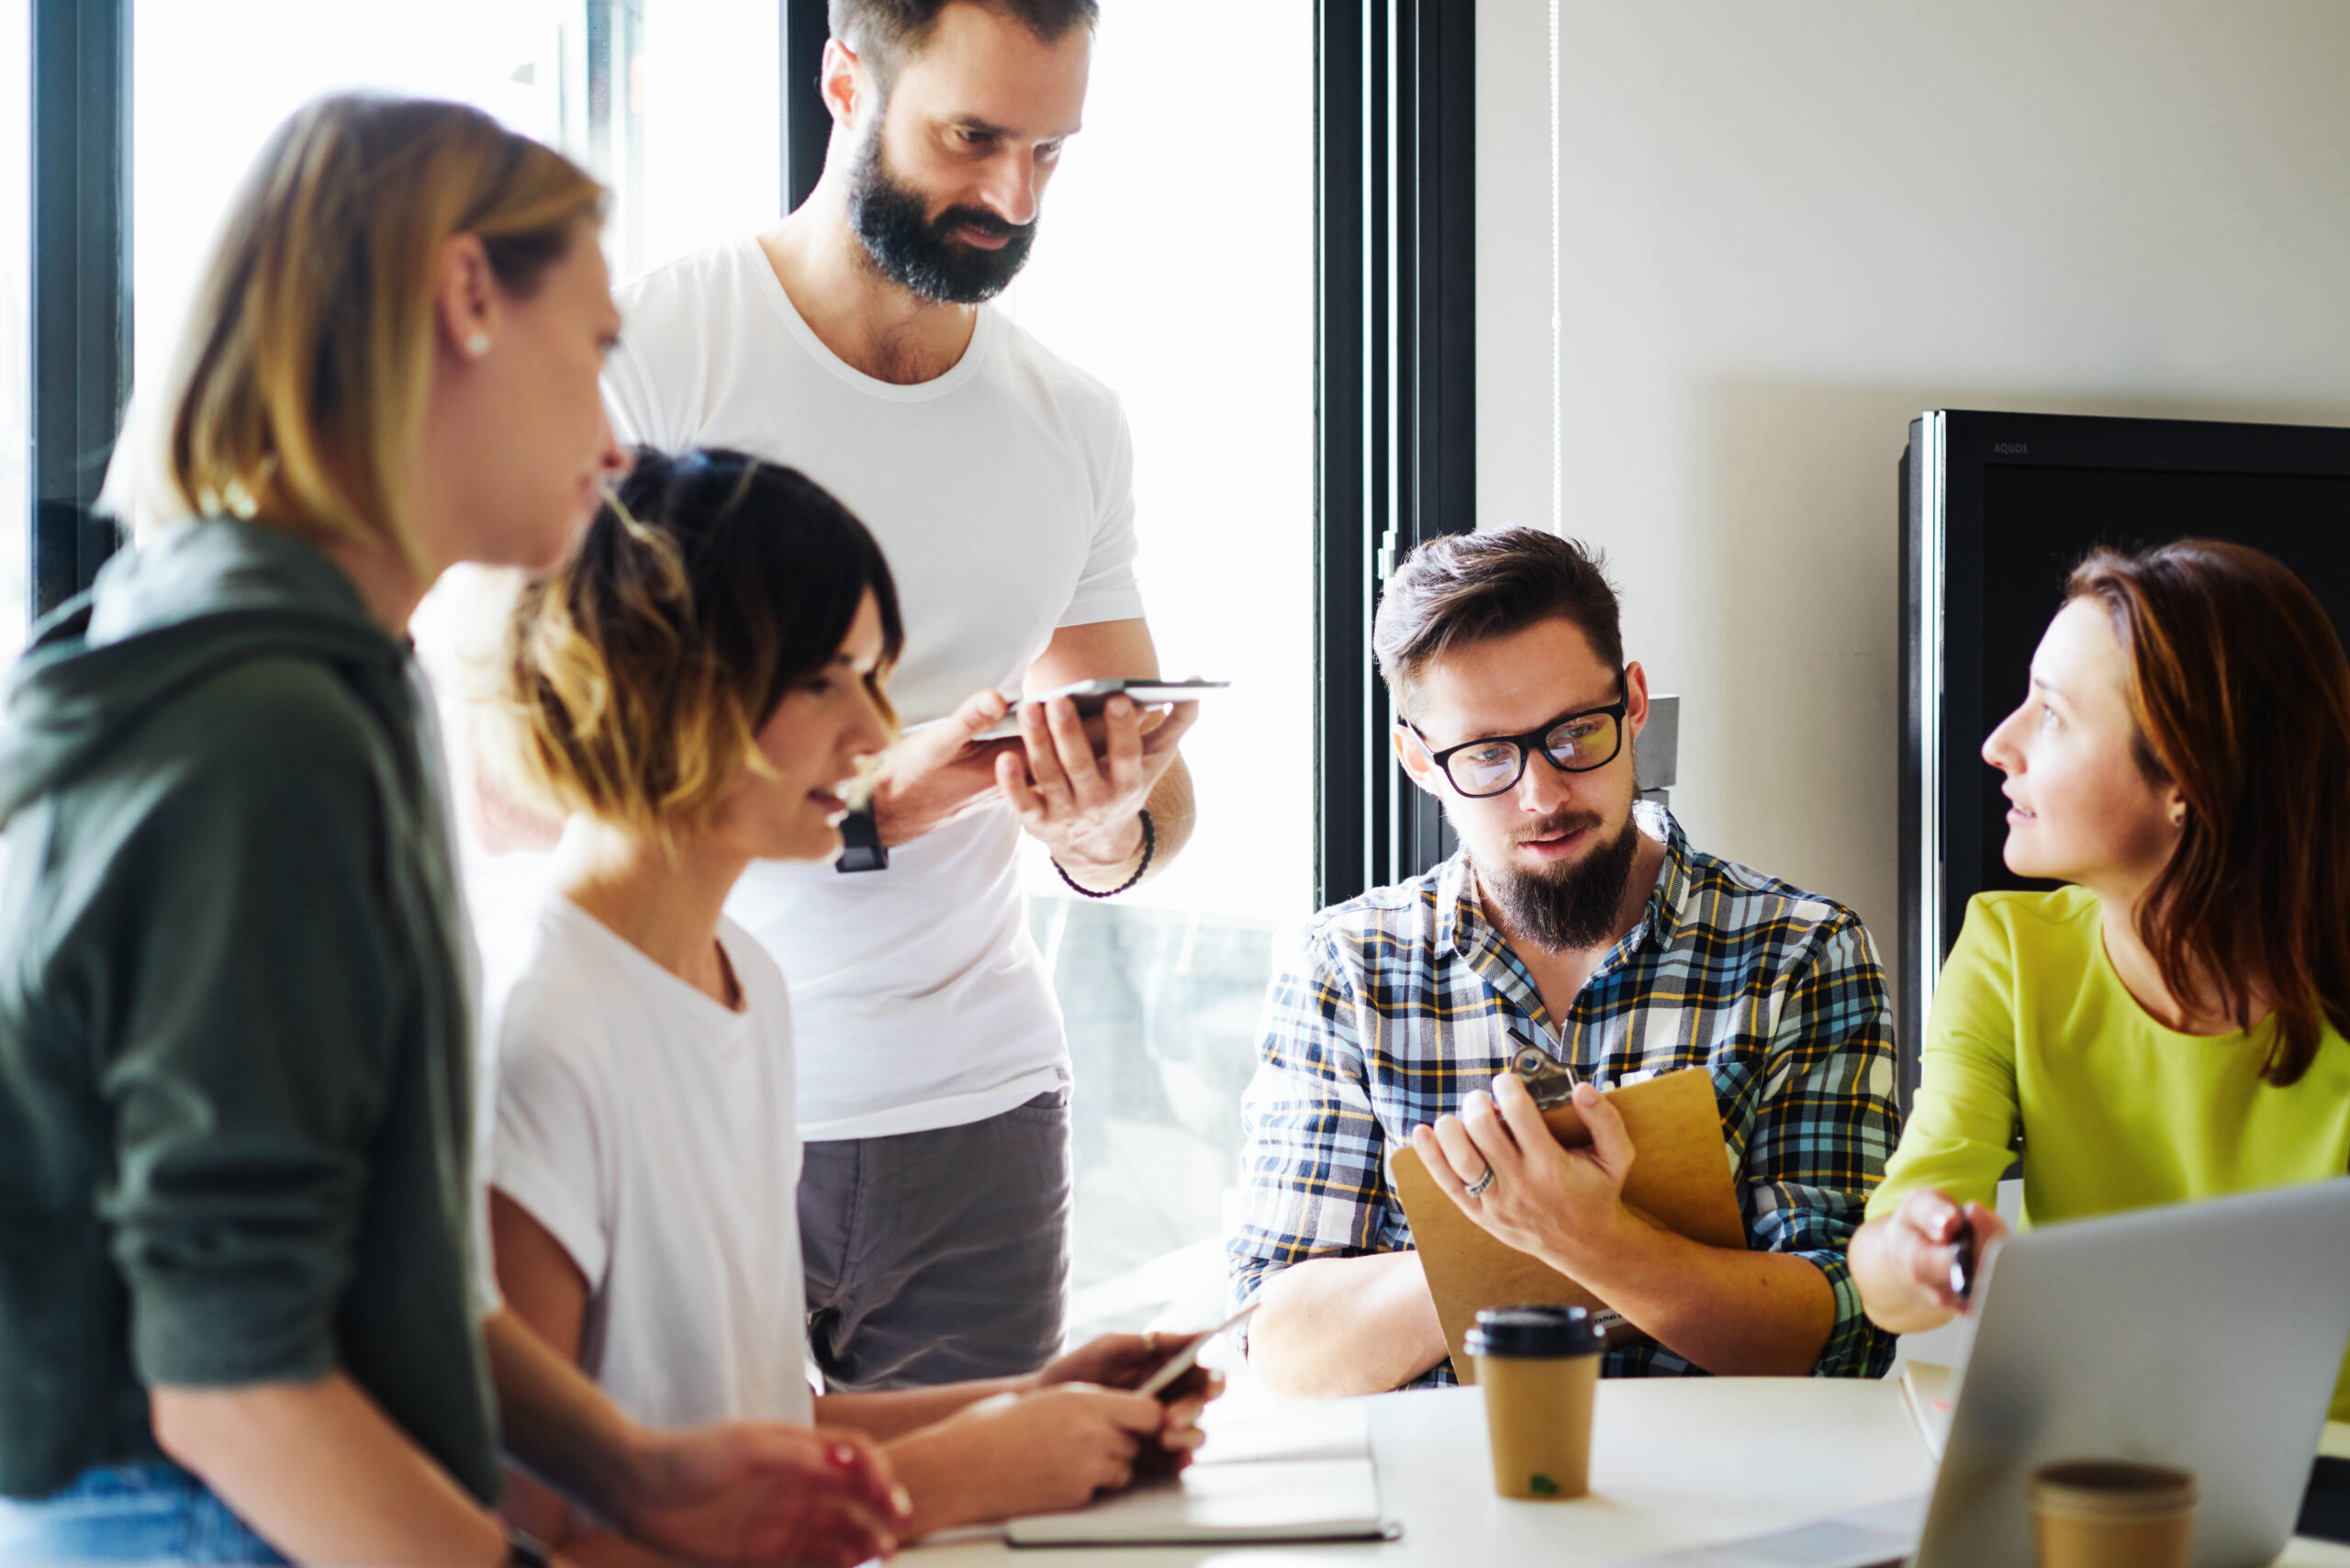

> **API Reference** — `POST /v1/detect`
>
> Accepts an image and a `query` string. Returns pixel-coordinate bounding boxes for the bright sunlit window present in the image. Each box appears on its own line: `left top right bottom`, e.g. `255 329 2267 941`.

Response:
130 0 787 927
125 0 1315 1345
132 1 781 398
1000 1 1316 1337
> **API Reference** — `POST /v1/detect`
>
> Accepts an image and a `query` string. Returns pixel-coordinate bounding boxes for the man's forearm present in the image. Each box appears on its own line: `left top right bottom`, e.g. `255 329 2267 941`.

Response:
1246 1251 1449 1398
1552 1211 1835 1376
1137 756 1193 880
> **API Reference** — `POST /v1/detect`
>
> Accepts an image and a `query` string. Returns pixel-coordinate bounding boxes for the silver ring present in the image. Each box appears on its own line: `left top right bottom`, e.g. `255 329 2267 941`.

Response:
1463 1164 1497 1199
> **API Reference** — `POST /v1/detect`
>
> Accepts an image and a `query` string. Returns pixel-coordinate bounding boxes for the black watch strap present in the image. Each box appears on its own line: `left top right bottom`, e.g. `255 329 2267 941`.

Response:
506 1528 553 1568
835 801 888 872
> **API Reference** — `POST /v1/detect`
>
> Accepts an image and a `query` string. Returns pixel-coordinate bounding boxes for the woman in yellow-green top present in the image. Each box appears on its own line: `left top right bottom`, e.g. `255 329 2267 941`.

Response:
1850 538 2350 1422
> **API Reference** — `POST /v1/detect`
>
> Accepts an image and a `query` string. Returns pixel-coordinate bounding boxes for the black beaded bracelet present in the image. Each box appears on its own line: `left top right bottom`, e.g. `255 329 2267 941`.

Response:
1055 809 1155 899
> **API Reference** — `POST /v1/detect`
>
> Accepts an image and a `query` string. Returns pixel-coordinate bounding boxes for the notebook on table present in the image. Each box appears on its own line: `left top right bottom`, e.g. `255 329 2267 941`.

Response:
1002 1399 1397 1548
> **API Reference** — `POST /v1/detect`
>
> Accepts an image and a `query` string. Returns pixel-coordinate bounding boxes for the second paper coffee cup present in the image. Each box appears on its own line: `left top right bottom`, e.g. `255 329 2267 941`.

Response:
2031 1460 2196 1568
1468 1304 1606 1500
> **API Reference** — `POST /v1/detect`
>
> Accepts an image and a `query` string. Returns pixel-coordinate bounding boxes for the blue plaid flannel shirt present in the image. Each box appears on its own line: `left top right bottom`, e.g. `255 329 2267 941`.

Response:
1229 804 1899 1385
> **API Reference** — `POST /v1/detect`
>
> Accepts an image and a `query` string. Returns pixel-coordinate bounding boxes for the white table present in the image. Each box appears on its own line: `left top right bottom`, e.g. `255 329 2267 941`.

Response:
903 1380 2350 1567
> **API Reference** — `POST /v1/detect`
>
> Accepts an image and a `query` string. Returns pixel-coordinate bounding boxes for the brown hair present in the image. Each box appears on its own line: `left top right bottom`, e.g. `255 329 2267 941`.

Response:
1372 528 1625 719
157 94 601 566
830 0 1098 87
498 449 904 846
2068 538 2350 1086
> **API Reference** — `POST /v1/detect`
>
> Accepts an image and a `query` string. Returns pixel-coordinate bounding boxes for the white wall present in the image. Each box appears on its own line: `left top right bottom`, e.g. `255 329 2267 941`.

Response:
1475 0 1558 537
1480 0 2350 957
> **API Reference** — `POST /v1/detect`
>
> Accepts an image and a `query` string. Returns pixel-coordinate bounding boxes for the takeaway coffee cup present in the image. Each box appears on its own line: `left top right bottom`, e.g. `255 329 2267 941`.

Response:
1467 1305 1606 1500
2031 1460 2197 1568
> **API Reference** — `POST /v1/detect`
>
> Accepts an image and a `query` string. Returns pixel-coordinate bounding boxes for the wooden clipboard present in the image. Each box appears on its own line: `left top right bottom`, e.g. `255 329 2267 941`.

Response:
1389 1065 1746 1383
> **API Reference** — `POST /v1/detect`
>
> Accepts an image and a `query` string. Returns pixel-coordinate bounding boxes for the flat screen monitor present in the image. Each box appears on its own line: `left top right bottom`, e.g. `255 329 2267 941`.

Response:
1898 410 2350 1095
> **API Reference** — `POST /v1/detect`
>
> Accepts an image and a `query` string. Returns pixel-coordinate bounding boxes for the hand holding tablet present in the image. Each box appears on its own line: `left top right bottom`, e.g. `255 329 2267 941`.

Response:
975 678 1228 742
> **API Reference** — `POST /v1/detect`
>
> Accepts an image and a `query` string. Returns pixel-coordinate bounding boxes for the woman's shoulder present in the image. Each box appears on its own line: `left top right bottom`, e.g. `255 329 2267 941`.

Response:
178 651 396 768
67 647 393 797
494 902 641 1070
13 653 406 942
1945 885 2102 999
1966 884 2098 942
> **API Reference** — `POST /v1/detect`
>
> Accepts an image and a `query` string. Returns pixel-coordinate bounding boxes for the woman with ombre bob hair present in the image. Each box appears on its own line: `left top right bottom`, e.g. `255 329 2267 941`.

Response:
1851 538 2350 1419
0 97 902 1566
484 450 1215 1555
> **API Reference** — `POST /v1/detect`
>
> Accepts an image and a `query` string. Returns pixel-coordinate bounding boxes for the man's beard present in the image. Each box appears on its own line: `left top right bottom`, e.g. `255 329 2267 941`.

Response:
1475 807 1643 952
846 120 1036 304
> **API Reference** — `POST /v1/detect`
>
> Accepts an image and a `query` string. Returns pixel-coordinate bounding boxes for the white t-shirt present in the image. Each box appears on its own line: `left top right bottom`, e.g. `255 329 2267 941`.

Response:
601 234 1146 1141
489 896 814 1431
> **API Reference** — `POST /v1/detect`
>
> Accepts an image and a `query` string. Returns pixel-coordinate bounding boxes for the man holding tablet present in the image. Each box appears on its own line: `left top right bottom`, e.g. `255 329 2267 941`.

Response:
601 0 1196 1390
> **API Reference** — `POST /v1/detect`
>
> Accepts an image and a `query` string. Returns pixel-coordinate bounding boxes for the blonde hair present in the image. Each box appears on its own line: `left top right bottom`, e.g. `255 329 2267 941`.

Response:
497 449 904 847
150 94 601 565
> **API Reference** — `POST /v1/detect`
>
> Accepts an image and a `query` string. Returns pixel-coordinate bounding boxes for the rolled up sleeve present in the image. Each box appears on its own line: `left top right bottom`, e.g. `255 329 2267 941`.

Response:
1228 936 1404 1311
1740 916 1901 1379
88 709 401 1390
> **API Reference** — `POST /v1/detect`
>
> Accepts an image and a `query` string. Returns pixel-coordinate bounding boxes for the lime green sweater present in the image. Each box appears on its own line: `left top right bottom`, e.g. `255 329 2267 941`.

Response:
1870 886 2350 1421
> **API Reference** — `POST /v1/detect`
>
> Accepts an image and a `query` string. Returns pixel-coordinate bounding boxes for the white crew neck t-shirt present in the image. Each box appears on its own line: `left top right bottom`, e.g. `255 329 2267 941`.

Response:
488 896 813 1430
602 234 1145 1142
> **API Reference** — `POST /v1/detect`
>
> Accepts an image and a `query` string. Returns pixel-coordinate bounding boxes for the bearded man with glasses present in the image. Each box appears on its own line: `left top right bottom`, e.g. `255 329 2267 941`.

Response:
1230 528 1901 1396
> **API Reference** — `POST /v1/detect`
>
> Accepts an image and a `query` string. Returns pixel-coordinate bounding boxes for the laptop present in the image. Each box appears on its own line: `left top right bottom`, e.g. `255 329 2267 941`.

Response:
1622 1178 2350 1568
1914 1177 2350 1566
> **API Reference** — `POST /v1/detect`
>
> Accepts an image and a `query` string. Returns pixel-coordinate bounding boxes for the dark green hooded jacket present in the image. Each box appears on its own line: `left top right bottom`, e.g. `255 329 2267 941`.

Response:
0 519 498 1503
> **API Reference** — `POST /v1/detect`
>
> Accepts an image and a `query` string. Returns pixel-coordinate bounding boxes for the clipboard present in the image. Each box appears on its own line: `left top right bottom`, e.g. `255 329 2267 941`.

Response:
1389 1065 1746 1383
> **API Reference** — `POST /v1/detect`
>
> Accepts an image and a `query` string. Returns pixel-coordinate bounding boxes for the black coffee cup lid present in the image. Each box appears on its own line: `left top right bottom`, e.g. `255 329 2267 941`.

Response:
1464 1304 1606 1358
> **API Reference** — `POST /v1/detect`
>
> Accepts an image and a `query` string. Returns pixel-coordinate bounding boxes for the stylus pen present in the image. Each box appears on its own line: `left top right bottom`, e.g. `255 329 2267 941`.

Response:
1950 1225 1976 1305
1136 1303 1260 1399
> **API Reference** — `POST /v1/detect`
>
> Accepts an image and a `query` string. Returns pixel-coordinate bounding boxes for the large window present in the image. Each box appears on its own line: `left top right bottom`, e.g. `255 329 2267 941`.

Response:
132 1 780 398
999 2 1316 1335
128 2 787 928
92 0 1388 1350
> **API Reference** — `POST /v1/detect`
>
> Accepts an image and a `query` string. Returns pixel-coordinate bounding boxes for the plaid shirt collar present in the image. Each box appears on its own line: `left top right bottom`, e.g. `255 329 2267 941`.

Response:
1434 801 1690 1045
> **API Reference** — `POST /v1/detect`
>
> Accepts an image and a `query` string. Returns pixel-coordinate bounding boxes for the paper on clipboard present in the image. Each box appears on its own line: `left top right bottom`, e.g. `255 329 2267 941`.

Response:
1389 1065 1746 1383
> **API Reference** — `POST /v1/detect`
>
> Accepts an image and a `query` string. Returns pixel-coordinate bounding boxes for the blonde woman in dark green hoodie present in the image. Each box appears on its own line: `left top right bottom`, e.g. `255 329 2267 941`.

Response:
0 96 903 1567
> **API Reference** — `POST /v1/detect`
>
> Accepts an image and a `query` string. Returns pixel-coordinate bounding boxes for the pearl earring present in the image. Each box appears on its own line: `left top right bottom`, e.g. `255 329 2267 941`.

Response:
464 331 492 358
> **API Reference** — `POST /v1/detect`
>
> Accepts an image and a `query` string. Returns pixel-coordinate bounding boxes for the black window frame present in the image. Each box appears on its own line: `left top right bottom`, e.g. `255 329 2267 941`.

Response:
1313 0 1476 908
28 0 130 623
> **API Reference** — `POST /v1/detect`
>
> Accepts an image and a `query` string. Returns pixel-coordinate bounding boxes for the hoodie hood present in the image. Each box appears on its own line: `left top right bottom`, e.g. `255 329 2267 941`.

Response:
0 519 408 824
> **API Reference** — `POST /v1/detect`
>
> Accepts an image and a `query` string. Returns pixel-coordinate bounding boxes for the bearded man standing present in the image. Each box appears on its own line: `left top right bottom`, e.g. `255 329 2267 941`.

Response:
1230 529 1899 1395
601 0 1196 1391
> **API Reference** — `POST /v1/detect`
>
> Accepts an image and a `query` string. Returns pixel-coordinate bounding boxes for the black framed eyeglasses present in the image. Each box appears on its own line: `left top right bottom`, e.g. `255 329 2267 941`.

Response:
1404 687 1630 799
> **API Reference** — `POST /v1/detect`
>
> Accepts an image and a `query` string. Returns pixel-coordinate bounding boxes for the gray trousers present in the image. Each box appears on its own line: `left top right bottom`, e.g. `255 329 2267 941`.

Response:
799 1088 1072 1390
